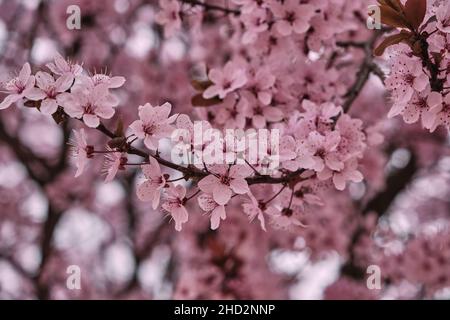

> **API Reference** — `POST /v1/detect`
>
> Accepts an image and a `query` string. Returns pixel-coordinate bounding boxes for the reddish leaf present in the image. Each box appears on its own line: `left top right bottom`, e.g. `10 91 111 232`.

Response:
191 94 222 107
374 32 412 56
191 79 213 92
378 0 404 13
404 0 427 30
379 5 411 29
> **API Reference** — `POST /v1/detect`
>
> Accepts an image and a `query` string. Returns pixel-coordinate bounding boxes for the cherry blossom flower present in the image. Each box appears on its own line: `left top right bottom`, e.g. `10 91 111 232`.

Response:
155 0 182 38
198 164 253 205
129 102 178 151
240 8 269 44
244 67 276 105
68 129 92 178
76 73 125 89
137 157 167 209
388 90 441 129
46 53 83 77
304 131 344 173
25 72 73 114
162 185 188 231
0 63 35 110
103 147 127 182
214 95 248 129
198 193 226 230
244 94 284 129
319 159 364 191
301 100 342 131
385 58 429 105
436 2 450 33
267 206 305 230
203 61 247 99
428 92 450 131
57 84 116 127
242 192 266 231
271 0 315 36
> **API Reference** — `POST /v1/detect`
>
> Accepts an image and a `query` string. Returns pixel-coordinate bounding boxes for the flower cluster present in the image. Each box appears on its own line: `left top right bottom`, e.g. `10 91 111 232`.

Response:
381 1 450 132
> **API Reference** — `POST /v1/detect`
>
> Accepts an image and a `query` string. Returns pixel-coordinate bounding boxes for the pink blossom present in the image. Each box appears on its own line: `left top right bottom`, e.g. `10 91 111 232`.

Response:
162 185 188 231
244 67 276 105
198 164 253 205
215 95 248 129
240 8 269 44
428 92 450 131
103 147 127 182
271 0 315 36
137 157 167 209
244 93 284 129
46 53 83 77
385 58 429 104
155 0 182 38
319 159 363 191
436 2 450 33
57 84 116 128
304 131 344 173
267 206 305 230
25 72 74 114
0 63 35 110
203 61 247 99
68 129 92 178
242 192 266 231
129 102 177 151
198 193 226 230
388 90 441 129
75 73 125 91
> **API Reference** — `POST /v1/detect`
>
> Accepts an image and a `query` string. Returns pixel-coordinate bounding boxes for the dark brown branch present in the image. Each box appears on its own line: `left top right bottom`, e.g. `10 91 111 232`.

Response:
180 0 240 16
340 30 386 113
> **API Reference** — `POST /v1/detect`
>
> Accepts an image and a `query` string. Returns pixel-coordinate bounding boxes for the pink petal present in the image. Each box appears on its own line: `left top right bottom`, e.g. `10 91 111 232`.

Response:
83 114 100 128
40 98 58 115
0 94 21 110
212 184 232 205
230 178 249 194
198 174 220 193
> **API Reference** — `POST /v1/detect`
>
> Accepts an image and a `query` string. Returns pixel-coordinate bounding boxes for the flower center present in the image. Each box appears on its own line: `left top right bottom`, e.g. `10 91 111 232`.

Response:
220 175 231 186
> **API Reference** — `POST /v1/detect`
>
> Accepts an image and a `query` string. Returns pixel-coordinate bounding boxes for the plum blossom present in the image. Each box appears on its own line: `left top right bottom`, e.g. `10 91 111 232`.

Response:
68 129 93 178
75 73 125 90
214 95 248 129
103 147 127 182
162 185 188 231
242 192 266 231
198 164 253 205
244 94 284 128
388 90 442 129
137 157 167 209
267 206 305 230
203 61 247 99
319 159 364 191
25 72 74 114
385 58 429 105
240 8 269 44
129 102 178 151
271 0 315 36
304 131 344 173
198 193 227 230
57 84 116 127
428 92 450 131
301 100 342 131
155 0 182 38
46 53 83 77
0 63 35 110
436 2 450 33
244 67 276 105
